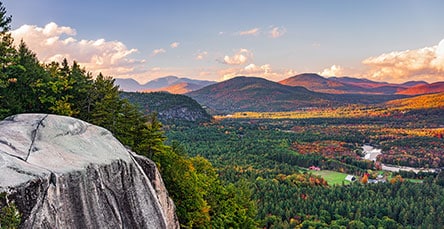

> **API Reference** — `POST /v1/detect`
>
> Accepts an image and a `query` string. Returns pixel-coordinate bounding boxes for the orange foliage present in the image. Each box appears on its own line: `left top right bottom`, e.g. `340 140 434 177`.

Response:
361 174 368 184
390 175 404 184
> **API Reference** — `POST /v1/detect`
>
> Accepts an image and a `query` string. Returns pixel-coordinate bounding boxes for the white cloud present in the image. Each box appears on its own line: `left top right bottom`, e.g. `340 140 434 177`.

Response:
319 64 344 77
222 49 253 65
152 48 166 56
196 51 208 60
219 63 296 81
269 26 286 38
239 28 260 36
170 42 180 48
362 38 444 83
11 22 145 78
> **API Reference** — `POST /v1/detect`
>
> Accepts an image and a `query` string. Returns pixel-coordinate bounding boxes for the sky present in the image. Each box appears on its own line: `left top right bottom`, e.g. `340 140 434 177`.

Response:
4 0 444 84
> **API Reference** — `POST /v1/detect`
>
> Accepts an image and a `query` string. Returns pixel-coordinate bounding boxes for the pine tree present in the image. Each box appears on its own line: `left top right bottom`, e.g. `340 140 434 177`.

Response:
0 2 15 116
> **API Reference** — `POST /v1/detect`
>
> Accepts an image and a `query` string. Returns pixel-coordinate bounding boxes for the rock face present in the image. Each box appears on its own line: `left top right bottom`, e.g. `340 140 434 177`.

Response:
0 114 179 229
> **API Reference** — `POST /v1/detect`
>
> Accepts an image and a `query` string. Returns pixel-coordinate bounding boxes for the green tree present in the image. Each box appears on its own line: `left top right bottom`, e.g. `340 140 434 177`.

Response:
37 61 75 116
435 170 444 186
0 2 16 116
0 192 21 229
153 144 210 228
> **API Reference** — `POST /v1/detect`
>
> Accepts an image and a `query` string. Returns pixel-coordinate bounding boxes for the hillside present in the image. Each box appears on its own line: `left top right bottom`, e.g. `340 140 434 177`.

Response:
121 92 212 124
396 82 444 95
386 92 444 110
114 76 215 92
279 73 363 94
187 76 333 113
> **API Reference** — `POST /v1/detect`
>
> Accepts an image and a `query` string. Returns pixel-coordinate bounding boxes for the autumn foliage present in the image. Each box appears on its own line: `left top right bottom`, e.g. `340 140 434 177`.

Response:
361 174 369 184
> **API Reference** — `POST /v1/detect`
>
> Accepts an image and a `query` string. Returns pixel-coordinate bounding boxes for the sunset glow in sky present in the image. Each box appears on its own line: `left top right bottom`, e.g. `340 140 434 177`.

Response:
5 0 444 83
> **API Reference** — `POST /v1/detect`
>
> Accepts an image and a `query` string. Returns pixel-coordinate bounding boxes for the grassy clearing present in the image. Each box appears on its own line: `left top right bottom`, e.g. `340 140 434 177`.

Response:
405 178 423 183
311 170 352 186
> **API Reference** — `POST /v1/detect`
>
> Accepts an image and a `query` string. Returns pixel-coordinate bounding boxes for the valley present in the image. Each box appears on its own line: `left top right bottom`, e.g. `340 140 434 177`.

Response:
123 76 444 227
160 92 444 227
164 105 444 227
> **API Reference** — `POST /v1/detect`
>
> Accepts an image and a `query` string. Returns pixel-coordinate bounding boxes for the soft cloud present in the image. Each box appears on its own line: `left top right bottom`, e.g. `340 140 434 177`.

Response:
319 64 344 77
269 26 286 38
170 42 180 48
362 39 444 83
152 48 166 56
239 28 260 36
196 51 208 60
219 63 296 81
222 49 253 65
11 22 145 77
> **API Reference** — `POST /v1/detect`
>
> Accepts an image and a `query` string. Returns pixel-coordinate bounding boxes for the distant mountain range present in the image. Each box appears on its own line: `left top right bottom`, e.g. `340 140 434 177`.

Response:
114 76 216 93
115 74 443 96
279 73 435 95
115 73 444 113
186 76 407 113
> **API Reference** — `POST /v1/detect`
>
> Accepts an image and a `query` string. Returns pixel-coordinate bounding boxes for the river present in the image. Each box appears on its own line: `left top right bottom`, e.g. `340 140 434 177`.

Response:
362 145 437 173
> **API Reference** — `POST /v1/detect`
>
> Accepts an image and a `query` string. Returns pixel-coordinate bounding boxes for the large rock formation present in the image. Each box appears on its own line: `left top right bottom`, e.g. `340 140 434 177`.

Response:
0 114 179 228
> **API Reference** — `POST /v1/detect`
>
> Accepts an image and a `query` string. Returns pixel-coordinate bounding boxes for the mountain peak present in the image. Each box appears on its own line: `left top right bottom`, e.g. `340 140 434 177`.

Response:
279 73 346 93
114 76 216 93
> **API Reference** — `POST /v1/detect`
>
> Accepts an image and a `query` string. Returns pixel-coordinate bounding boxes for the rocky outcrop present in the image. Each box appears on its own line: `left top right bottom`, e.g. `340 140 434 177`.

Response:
0 114 179 229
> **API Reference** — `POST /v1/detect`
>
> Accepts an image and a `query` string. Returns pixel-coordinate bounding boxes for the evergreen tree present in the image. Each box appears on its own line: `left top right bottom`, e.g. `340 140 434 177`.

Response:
0 2 15 115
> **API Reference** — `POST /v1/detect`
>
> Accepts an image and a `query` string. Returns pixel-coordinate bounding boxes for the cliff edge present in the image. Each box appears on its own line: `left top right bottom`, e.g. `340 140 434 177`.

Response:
0 114 179 228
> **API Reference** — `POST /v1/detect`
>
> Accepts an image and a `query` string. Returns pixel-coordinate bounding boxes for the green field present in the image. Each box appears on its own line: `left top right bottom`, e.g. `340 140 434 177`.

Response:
311 170 352 186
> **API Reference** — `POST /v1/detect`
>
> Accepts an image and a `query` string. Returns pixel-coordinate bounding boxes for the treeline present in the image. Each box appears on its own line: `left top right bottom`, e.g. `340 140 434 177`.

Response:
0 3 256 228
254 177 444 228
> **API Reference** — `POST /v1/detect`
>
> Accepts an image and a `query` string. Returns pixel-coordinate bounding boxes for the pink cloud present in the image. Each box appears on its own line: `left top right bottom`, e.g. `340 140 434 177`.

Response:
11 22 146 78
362 39 444 83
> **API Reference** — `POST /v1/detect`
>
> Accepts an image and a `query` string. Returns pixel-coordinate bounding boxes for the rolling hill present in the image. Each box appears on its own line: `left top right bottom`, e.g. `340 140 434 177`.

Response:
386 92 444 110
187 76 329 113
396 82 444 95
186 76 406 113
280 73 404 94
279 73 366 94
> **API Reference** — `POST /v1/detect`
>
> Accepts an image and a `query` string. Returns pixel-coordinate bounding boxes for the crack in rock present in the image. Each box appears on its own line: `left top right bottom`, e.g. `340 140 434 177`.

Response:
25 115 48 162
0 150 27 162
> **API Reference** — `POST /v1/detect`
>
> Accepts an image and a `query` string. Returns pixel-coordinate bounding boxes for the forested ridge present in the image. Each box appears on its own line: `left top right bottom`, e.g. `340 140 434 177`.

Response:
0 3 256 228
120 91 212 125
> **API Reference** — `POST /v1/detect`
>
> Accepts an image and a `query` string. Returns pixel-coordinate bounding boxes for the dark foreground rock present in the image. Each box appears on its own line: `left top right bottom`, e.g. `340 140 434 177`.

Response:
0 114 179 229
